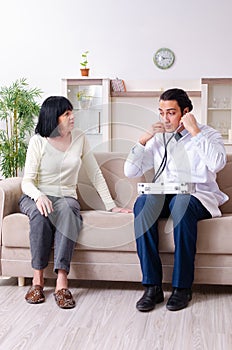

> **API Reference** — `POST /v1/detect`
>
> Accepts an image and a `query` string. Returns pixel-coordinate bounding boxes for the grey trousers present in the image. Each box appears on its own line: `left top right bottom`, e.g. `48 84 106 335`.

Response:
19 194 83 274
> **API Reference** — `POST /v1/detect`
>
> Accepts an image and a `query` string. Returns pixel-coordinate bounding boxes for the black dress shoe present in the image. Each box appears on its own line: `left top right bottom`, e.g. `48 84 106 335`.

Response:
166 288 192 311
136 285 164 312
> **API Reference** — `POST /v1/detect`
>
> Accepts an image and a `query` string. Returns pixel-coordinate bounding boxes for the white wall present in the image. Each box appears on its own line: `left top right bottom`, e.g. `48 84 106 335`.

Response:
0 0 232 99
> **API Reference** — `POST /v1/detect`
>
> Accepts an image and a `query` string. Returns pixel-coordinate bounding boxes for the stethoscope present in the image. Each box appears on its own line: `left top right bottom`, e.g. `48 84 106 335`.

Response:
153 123 183 183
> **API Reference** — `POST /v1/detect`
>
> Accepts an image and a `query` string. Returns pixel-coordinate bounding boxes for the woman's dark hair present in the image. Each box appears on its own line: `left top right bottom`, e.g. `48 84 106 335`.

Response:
159 88 193 114
35 96 73 137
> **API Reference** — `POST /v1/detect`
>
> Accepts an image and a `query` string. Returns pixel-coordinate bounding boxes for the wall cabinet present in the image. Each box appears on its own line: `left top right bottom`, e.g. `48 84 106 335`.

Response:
62 78 111 151
201 78 232 142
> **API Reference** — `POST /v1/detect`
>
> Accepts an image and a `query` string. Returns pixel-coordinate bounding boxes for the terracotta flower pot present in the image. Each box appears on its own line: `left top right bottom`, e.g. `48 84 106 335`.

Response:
80 68 89 77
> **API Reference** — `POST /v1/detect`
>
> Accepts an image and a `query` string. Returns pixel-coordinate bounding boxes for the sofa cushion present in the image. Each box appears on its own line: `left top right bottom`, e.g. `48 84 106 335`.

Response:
78 211 135 249
158 215 232 254
2 212 136 250
3 212 232 255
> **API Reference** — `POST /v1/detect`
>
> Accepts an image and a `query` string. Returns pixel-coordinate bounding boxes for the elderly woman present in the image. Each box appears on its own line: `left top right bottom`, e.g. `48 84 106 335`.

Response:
19 96 131 309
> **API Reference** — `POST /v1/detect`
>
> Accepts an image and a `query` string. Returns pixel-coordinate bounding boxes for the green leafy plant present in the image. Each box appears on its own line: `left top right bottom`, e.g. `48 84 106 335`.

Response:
80 50 89 68
0 78 42 178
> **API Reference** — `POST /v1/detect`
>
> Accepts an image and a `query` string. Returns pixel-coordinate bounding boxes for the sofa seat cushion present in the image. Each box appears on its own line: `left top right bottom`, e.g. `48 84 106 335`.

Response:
195 214 232 253
79 211 135 249
158 214 232 254
2 211 136 250
2 212 232 255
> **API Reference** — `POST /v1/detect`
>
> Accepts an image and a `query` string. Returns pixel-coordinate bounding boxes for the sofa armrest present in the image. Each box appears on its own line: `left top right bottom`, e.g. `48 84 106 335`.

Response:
0 177 23 219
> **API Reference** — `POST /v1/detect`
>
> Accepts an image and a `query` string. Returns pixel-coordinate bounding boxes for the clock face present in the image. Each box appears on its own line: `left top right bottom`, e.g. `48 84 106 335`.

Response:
153 48 175 69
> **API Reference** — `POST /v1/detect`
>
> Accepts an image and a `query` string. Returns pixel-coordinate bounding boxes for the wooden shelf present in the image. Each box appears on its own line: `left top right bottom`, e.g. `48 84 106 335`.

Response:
66 78 103 86
208 108 231 111
111 90 201 98
202 78 232 85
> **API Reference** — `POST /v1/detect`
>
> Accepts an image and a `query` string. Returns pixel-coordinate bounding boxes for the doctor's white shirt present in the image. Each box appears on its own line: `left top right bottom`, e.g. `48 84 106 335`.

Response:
124 124 228 217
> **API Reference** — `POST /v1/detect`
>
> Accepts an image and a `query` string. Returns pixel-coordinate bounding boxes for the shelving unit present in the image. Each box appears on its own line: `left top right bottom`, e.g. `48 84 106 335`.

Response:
62 78 111 151
201 78 232 142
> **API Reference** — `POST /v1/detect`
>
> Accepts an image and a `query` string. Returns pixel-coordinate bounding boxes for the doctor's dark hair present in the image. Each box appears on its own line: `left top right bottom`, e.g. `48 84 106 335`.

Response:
35 96 73 137
159 88 193 114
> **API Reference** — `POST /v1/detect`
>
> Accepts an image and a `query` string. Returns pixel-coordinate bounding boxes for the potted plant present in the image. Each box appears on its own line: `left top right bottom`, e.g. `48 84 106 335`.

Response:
80 50 90 76
77 89 93 109
0 78 42 178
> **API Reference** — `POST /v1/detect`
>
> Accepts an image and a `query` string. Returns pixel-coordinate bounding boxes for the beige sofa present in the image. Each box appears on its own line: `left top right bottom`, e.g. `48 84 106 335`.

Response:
0 152 232 286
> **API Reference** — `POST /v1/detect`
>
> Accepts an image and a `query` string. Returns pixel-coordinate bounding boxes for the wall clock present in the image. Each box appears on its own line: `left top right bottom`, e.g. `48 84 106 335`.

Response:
153 48 175 69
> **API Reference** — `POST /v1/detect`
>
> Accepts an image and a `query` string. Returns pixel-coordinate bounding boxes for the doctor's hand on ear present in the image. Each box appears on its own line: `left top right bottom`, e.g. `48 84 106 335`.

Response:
180 113 201 137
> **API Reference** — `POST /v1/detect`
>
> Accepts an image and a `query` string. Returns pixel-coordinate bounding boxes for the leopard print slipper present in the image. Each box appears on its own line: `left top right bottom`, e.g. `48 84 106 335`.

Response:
54 288 76 309
25 285 45 304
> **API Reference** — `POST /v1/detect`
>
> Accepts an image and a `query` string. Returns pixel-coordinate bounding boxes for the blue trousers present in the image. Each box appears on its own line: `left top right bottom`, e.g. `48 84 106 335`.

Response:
134 194 211 288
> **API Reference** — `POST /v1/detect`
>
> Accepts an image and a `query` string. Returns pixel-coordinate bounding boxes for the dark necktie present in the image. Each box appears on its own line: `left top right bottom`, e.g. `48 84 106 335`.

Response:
174 132 182 141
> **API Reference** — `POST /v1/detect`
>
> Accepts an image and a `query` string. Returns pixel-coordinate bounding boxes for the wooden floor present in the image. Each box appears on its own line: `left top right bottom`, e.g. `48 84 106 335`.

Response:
0 277 232 350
